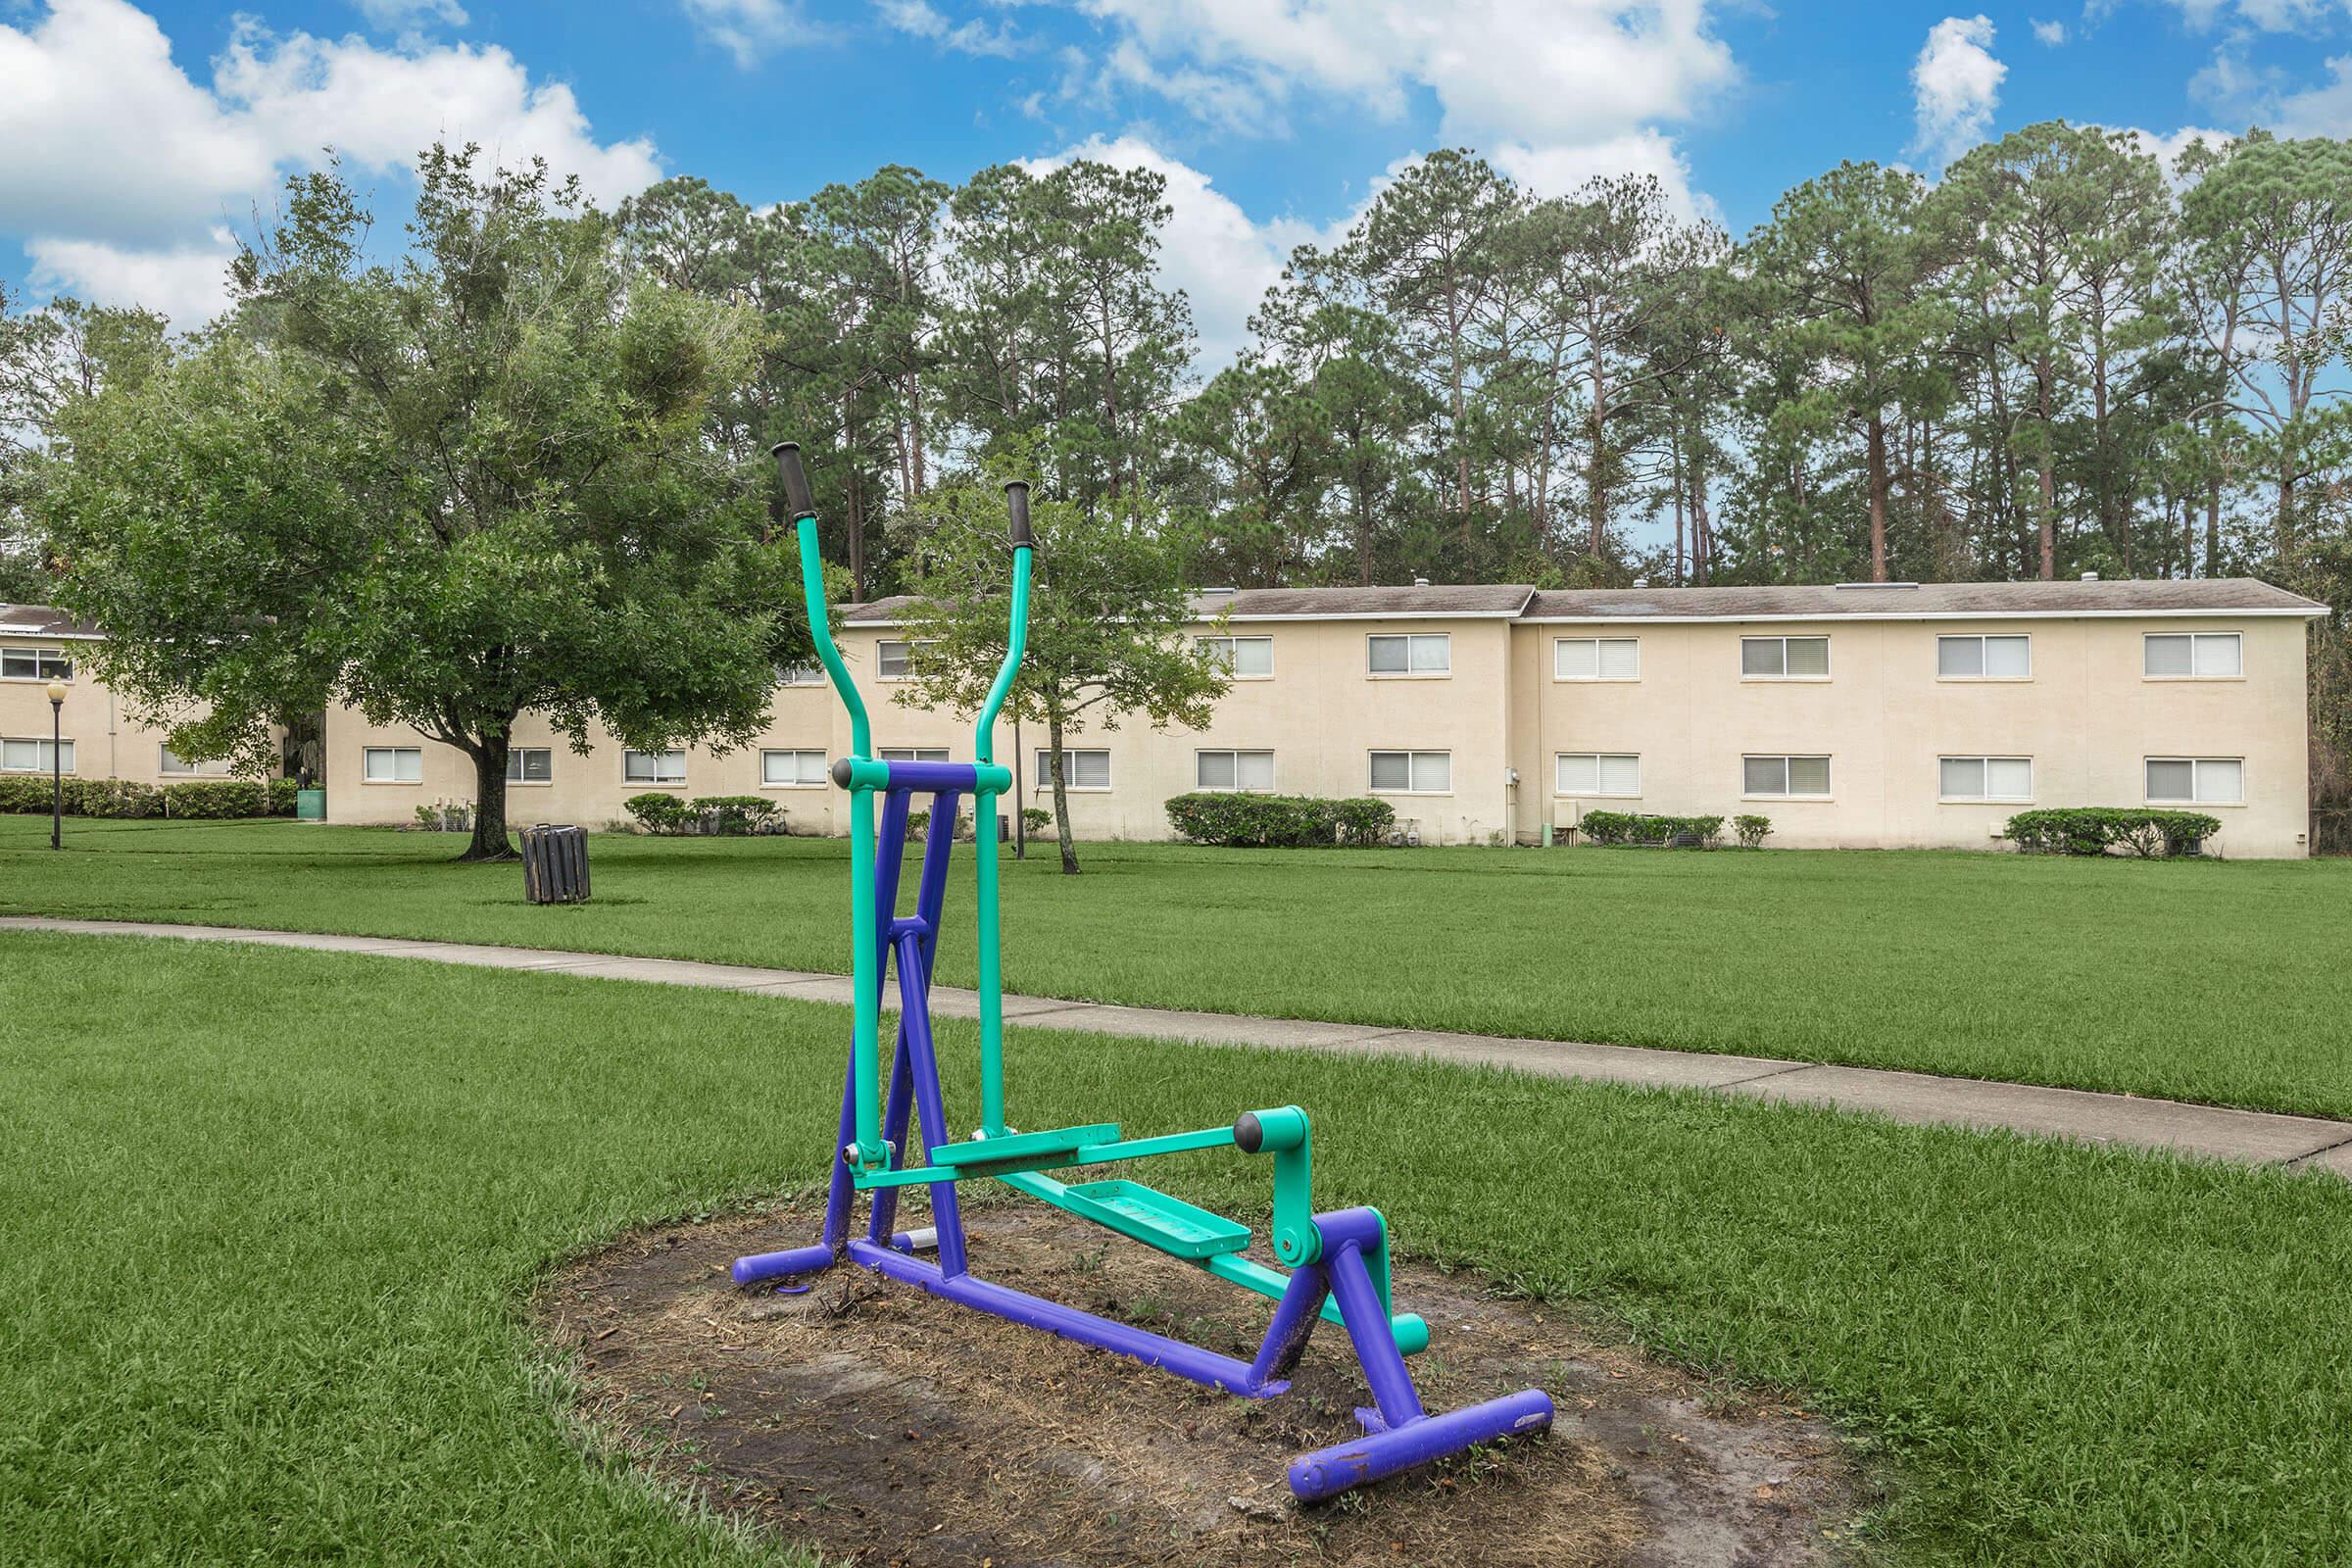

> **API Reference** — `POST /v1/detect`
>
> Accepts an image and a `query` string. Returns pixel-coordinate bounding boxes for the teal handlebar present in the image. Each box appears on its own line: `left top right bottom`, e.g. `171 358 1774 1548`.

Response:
773 443 871 761
974 480 1033 764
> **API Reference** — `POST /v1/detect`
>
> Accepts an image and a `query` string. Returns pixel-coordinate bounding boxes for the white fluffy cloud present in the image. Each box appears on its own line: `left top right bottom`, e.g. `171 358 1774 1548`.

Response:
680 0 831 68
877 0 1025 58
2031 18 2068 44
2162 0 2346 31
1054 0 1734 220
0 0 663 325
1911 15 2005 168
1019 135 1329 369
1491 129 1711 221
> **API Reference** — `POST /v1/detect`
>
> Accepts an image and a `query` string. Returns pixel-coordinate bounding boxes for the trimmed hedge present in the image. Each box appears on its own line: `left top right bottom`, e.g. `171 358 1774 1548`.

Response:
0 775 292 819
623 792 695 833
1576 809 1726 848
2003 807 2222 858
1733 812 1774 849
1163 792 1396 848
690 796 779 835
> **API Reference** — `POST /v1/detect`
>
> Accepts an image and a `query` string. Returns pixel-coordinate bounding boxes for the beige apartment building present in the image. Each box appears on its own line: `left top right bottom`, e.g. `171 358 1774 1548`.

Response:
0 604 259 789
309 577 2328 858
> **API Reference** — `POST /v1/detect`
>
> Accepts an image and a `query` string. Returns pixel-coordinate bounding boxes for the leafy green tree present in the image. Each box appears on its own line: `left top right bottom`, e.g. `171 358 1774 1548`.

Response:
891 454 1228 873
1172 358 1332 586
40 148 794 861
1743 162 1955 581
2179 133 2352 559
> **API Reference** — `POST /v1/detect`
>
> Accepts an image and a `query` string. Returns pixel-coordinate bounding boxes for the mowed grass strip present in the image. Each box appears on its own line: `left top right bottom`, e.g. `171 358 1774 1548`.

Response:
4 817 2350 1116
3 931 2351 1565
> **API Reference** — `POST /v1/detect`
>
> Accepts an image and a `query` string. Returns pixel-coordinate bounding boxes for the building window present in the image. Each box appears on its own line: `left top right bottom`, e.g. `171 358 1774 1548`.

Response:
877 640 936 680
1197 635 1274 677
1196 749 1275 791
159 747 232 776
880 747 951 764
1937 635 2032 679
1367 633 1450 675
1030 747 1109 789
1553 637 1640 681
2144 632 2241 678
363 746 421 783
623 749 686 785
1743 755 1832 798
778 663 827 686
506 748 553 784
761 749 828 786
0 647 72 681
1034 749 1110 789
2146 757 2243 805
1555 753 1640 797
1740 636 1830 678
1369 750 1450 793
1940 756 2033 802
1 737 73 773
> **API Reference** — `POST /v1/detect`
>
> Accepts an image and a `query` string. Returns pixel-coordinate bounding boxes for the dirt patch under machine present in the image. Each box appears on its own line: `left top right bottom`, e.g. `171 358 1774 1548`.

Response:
538 1198 1867 1567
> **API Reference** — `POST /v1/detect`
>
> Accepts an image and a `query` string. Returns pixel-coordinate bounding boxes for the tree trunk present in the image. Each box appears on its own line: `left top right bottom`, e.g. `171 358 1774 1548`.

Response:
2036 359 2056 580
1691 459 1713 585
1046 713 1078 874
463 734 516 863
1865 414 1890 582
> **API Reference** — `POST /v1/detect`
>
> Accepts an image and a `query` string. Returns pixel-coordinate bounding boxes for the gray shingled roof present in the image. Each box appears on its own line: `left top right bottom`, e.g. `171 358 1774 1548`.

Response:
0 605 101 638
1520 578 2328 619
844 577 2324 624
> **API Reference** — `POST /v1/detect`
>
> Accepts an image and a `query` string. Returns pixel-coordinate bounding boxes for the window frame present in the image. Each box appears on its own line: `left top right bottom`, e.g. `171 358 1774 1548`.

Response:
1741 754 1833 800
1552 636 1641 682
0 646 73 682
879 747 951 764
1365 632 1452 677
1194 748 1276 792
759 748 829 788
875 639 935 681
362 746 422 785
2144 756 2245 807
1937 755 2034 803
2142 631 2243 681
1033 748 1111 791
0 736 74 774
1936 634 2034 681
1197 635 1274 679
777 663 828 687
159 745 234 777
622 748 688 786
505 747 554 785
1740 635 1832 681
1367 749 1452 795
1553 752 1641 798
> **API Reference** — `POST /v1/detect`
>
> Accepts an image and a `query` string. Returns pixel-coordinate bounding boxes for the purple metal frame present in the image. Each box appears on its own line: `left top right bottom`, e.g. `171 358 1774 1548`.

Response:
733 778 1552 1501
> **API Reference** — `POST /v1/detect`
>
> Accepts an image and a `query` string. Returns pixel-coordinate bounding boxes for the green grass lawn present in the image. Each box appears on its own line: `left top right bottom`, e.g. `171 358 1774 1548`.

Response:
5 929 2351 1565
4 816 2350 1118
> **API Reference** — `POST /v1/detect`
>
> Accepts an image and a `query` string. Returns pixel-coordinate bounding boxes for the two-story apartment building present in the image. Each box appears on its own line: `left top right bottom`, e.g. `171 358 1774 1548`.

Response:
0 604 257 789
310 576 2328 857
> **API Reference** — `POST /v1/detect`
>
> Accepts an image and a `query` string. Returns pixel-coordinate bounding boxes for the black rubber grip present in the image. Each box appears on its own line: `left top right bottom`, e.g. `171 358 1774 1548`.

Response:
829 757 855 789
773 442 817 521
1233 1111 1263 1154
1004 480 1033 547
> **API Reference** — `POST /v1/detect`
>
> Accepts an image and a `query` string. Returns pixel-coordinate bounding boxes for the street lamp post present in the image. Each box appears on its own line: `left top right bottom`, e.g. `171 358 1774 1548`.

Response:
45 678 66 851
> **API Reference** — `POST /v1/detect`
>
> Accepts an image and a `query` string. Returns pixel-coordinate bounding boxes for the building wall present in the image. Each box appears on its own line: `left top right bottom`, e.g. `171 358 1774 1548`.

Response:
318 610 2318 858
0 634 256 788
1517 614 2313 856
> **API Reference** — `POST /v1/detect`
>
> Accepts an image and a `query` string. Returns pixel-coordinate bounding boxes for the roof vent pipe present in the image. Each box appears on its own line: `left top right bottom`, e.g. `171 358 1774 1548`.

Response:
2081 571 2099 582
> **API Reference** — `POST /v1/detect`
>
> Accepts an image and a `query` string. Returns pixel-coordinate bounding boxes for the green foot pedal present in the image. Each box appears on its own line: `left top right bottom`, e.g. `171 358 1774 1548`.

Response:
1060 1179 1251 1259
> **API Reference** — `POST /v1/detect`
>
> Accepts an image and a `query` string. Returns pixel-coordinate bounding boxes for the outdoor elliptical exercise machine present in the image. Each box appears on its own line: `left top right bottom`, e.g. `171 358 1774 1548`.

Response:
733 443 1553 1502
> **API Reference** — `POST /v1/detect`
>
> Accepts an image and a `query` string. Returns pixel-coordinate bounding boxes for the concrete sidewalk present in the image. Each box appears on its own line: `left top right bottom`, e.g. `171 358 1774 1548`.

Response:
9 914 2351 1179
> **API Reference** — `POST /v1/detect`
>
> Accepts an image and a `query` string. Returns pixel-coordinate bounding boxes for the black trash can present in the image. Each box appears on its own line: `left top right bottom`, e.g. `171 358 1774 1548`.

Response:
520 823 591 905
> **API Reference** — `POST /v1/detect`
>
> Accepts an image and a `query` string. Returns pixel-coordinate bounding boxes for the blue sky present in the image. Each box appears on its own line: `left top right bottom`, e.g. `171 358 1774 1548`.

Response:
6 0 2351 367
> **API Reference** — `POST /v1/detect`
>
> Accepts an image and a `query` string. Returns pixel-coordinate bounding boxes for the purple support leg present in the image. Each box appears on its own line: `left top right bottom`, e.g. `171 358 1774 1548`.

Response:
731 1034 865 1286
894 929 969 1278
1288 1390 1556 1502
848 1238 1289 1396
1246 1258 1329 1387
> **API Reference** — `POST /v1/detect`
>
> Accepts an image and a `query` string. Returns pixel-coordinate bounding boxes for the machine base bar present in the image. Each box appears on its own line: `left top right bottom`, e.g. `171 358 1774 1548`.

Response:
1288 1390 1556 1503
